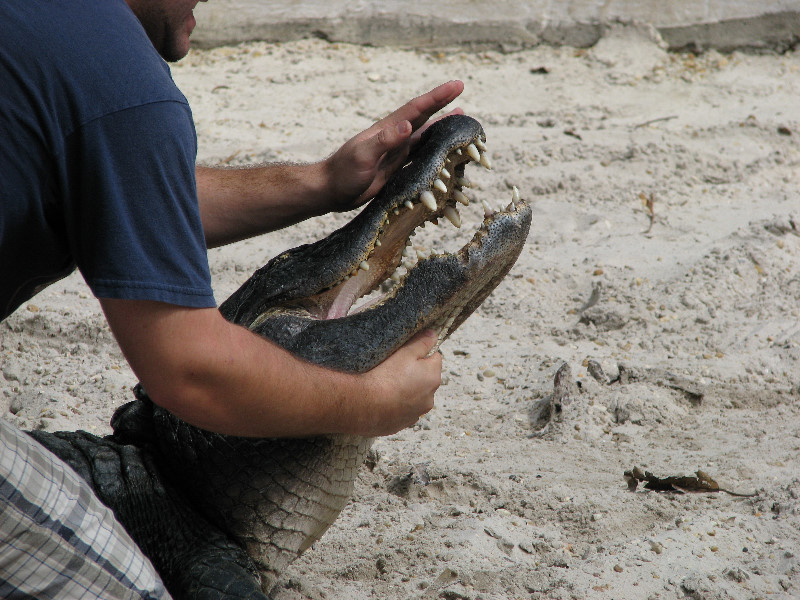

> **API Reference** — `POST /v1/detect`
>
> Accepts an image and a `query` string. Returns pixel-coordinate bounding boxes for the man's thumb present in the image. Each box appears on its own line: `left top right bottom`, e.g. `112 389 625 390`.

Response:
408 329 439 358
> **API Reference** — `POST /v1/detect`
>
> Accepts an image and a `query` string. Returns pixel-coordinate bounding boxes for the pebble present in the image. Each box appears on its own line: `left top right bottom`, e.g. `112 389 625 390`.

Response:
650 541 664 554
614 564 624 573
9 397 25 415
3 368 21 383
376 557 388 574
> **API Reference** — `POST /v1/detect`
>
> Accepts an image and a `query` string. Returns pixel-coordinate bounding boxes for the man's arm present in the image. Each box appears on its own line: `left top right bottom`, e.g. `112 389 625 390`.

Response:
100 298 442 438
131 82 461 435
197 80 464 248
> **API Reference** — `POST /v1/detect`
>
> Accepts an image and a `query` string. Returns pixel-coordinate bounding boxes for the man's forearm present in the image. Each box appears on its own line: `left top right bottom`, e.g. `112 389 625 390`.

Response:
153 317 371 437
196 162 333 248
102 299 373 437
100 299 440 438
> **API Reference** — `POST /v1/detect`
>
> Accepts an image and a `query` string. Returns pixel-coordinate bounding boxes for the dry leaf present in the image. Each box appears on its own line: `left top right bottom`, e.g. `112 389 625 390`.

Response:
624 466 756 497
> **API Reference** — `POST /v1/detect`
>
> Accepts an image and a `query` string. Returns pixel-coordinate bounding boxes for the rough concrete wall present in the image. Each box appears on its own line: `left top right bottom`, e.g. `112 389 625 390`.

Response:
192 0 800 51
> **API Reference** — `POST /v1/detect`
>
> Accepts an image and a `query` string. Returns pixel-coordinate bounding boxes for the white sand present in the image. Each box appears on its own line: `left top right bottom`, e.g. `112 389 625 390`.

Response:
2 26 799 599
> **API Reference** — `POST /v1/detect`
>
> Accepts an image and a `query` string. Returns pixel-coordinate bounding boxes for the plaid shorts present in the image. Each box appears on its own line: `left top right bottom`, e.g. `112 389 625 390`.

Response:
0 418 172 600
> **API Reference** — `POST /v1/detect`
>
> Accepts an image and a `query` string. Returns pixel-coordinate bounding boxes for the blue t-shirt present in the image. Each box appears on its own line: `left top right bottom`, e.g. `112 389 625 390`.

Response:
0 0 216 320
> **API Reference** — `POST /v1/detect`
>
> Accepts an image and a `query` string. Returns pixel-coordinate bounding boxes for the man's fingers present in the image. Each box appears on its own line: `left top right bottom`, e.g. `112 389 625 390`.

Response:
406 80 465 130
357 120 412 167
377 80 464 133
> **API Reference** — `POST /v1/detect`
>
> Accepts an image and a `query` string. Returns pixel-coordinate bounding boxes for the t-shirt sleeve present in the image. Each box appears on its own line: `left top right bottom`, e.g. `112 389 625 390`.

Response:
62 100 216 308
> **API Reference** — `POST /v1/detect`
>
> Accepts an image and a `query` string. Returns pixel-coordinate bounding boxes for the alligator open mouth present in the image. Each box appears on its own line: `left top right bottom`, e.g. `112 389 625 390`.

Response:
220 115 532 372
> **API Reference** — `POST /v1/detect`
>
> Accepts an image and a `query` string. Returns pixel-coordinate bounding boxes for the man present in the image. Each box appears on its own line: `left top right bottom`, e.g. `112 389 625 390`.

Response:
0 0 462 596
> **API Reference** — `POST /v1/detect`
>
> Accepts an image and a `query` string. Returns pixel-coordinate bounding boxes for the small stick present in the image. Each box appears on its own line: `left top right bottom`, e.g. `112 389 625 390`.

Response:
640 192 656 234
634 115 678 129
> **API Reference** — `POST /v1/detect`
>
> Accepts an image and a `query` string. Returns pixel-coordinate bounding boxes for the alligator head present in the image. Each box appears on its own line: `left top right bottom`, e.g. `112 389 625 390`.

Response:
219 114 532 372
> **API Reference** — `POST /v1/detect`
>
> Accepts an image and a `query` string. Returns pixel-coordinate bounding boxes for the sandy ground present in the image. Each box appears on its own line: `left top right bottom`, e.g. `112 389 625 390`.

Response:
2 25 800 600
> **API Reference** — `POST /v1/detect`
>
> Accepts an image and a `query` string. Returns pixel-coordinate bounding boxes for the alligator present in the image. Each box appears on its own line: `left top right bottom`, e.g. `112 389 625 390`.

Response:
27 114 532 599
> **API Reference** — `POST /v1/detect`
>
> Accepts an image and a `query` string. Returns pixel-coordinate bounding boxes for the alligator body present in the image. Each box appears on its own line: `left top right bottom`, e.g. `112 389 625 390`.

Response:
28 115 532 599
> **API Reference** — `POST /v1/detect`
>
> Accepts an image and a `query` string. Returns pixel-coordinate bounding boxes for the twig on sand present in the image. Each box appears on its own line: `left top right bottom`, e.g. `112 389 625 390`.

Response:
634 115 678 128
640 192 656 234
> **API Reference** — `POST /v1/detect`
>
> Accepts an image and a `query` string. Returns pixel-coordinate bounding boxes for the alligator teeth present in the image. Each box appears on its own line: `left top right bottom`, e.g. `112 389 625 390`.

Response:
404 200 414 210
444 206 461 228
393 208 400 215
434 179 448 193
360 261 370 272
475 138 487 152
375 239 381 247
456 176 471 188
455 148 463 156
390 271 402 282
467 143 481 162
482 200 494 217
440 167 451 179
479 153 492 170
402 259 415 270
505 187 520 211
420 190 437 211
403 247 412 257
453 190 469 206
416 249 427 260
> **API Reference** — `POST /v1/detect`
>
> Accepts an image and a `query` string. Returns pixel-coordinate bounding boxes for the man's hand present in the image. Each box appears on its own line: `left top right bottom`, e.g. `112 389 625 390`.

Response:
322 80 464 210
197 80 464 247
355 330 442 436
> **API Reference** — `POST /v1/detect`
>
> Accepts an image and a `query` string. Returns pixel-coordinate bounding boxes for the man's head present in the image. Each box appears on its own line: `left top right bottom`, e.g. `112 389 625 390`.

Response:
125 0 205 62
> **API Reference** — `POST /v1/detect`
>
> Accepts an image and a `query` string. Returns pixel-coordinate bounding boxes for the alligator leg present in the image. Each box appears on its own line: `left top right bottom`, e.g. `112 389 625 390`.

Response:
28 430 268 600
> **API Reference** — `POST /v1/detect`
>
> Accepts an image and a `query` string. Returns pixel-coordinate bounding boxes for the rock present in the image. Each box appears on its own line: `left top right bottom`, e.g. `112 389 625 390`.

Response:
9 396 25 415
